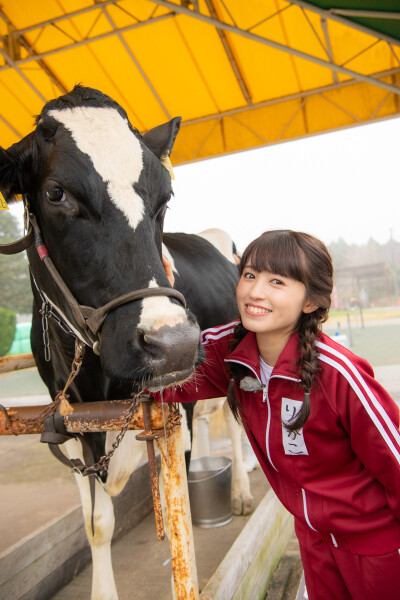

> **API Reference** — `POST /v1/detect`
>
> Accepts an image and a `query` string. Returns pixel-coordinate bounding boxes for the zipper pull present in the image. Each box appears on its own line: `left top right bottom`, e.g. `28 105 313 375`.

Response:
262 386 267 402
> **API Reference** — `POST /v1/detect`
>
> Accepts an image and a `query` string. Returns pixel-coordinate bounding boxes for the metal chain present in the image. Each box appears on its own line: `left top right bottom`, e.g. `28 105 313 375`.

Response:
39 297 80 363
74 399 182 478
47 305 78 337
7 395 63 430
73 394 142 477
40 300 51 362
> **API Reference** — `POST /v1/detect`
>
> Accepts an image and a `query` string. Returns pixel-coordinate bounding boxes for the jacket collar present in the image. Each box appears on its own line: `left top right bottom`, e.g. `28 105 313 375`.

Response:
225 330 301 382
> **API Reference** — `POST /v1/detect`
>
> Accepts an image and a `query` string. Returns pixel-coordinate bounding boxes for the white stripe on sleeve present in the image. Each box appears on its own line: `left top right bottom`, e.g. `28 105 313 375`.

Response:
317 341 400 448
201 321 239 345
317 350 400 466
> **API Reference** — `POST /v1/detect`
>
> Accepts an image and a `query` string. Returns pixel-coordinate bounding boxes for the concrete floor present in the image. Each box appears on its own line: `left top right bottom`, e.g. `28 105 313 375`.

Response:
49 468 269 600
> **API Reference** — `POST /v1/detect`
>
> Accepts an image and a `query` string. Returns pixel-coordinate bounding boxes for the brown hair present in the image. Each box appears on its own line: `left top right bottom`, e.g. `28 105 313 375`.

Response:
227 230 333 432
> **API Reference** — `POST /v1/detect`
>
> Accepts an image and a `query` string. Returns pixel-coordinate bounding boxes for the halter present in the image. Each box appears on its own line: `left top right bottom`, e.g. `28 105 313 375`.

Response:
0 201 186 355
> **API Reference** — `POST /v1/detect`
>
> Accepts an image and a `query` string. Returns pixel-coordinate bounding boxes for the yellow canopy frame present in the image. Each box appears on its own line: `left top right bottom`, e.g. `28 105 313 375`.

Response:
0 0 399 164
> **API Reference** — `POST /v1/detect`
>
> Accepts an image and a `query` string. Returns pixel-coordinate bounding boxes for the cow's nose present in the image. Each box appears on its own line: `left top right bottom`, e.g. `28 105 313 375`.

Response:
138 320 200 374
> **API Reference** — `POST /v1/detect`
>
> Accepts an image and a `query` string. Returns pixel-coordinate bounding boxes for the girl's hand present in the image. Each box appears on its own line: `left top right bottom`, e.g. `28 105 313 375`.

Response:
162 255 175 287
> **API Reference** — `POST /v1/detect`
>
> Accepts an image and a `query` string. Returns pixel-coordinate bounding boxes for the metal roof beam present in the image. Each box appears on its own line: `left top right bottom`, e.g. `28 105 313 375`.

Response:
0 13 175 73
319 17 338 83
0 46 47 103
147 1 400 96
98 3 171 119
0 8 67 94
299 8 330 61
330 9 400 20
276 96 308 141
191 118 220 159
0 112 22 137
0 0 121 37
19 39 68 94
288 1 400 47
204 0 252 105
229 113 270 143
179 66 400 127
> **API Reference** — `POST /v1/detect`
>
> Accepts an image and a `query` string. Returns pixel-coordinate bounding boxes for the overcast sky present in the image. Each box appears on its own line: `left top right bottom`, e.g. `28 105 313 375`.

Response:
8 115 400 255
165 116 400 254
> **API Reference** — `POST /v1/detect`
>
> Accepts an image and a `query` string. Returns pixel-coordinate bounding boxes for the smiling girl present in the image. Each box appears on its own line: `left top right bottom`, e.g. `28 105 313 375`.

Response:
159 229 400 599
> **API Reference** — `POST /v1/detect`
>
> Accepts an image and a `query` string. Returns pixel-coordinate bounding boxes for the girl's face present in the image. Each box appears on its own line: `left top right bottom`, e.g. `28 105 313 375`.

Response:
236 265 316 344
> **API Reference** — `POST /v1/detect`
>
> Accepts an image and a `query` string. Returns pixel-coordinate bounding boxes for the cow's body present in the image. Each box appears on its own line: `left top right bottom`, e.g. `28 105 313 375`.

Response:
0 86 252 599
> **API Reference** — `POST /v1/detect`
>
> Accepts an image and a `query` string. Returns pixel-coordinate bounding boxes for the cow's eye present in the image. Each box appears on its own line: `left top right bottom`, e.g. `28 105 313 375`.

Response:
46 187 66 203
155 203 168 221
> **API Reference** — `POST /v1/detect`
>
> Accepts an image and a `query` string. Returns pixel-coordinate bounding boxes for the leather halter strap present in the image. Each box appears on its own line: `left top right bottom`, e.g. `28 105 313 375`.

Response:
81 287 186 337
0 207 186 349
0 222 34 255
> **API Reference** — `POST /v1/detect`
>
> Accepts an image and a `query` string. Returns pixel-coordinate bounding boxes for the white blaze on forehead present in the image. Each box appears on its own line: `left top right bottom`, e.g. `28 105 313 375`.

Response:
139 279 187 331
48 106 144 229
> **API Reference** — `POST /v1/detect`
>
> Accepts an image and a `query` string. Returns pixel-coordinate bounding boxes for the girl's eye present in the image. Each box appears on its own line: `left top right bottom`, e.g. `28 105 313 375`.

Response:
271 278 284 285
46 187 66 203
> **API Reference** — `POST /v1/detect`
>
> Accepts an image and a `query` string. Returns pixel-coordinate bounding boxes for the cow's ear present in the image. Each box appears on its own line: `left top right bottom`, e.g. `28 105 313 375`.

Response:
0 132 34 201
142 117 182 160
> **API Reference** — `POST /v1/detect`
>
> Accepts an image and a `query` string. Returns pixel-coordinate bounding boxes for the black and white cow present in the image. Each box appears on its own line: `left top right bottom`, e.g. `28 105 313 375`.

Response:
0 86 252 600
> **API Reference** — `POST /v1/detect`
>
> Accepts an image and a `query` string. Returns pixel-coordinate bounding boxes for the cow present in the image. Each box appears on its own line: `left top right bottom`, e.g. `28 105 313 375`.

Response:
0 86 252 600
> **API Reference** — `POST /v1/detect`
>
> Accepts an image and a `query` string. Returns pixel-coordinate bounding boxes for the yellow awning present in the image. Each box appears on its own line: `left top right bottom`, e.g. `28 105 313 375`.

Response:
0 1 399 164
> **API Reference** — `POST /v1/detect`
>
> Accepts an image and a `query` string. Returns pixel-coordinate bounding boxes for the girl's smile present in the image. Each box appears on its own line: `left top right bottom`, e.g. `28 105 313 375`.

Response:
244 303 272 316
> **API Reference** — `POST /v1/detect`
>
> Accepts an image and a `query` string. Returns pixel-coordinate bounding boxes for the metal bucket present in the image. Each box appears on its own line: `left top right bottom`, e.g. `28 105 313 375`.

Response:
188 456 233 528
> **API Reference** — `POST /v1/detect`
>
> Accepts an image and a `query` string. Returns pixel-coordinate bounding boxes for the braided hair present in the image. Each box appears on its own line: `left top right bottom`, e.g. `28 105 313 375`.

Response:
227 230 333 432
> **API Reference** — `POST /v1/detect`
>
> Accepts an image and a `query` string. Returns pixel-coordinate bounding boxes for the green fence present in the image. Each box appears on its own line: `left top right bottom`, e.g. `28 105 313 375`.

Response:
8 322 32 355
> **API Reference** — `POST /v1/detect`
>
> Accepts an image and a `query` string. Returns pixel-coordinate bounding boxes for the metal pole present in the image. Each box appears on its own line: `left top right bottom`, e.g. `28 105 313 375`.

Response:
359 305 364 329
156 420 199 600
140 399 165 542
346 311 353 347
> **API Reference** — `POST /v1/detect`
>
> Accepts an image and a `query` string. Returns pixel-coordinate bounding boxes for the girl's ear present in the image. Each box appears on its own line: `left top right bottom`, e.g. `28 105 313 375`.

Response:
302 300 319 314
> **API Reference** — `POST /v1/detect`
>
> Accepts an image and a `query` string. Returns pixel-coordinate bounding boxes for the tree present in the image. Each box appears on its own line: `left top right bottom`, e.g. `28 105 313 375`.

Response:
0 307 16 356
0 210 33 314
328 237 351 268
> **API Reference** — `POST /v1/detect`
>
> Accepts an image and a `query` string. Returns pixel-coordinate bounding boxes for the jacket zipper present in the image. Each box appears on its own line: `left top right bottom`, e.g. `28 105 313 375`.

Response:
225 359 302 474
225 359 278 470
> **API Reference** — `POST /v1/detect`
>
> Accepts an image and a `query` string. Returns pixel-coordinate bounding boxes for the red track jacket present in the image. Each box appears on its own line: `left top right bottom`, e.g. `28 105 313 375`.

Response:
159 321 400 555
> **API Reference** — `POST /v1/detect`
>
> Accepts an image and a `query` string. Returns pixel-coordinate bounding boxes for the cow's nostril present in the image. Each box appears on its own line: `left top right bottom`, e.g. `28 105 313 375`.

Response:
138 330 164 359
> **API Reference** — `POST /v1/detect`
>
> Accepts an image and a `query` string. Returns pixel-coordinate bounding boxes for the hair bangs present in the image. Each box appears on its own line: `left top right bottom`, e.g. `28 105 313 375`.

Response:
241 231 306 284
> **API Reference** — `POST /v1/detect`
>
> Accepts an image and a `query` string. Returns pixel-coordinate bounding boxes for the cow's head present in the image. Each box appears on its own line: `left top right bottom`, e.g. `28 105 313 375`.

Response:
0 86 201 389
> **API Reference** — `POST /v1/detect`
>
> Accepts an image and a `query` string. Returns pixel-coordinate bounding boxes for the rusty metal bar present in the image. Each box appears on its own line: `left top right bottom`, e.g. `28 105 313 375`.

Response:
0 399 167 435
156 421 199 600
0 353 36 374
139 399 165 541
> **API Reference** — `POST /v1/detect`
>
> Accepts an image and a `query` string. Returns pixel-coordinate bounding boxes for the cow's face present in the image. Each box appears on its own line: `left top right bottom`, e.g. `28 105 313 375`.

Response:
0 86 201 389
